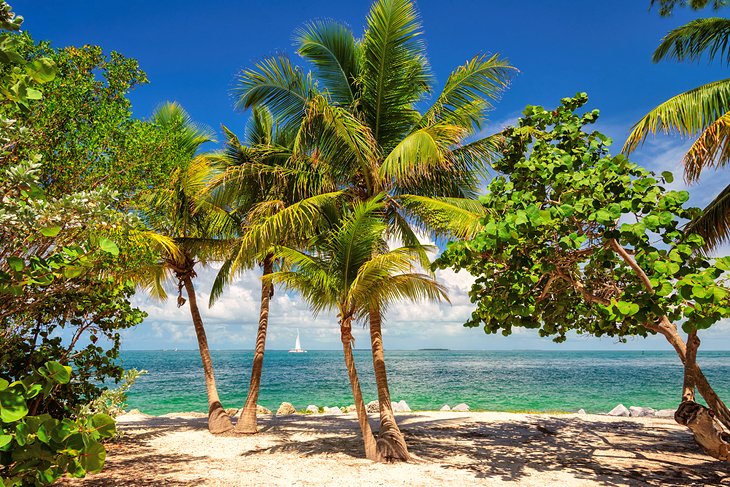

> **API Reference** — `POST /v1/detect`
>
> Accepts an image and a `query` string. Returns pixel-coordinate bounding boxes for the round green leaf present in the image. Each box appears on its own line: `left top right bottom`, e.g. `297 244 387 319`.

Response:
98 237 119 256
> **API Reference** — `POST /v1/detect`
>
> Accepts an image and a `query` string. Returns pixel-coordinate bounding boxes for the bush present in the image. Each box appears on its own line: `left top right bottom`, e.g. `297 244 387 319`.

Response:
0 361 116 485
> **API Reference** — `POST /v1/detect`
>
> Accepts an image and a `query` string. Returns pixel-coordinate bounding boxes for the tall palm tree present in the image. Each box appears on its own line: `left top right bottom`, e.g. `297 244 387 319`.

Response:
624 13 730 250
205 107 340 433
234 0 512 459
265 197 447 461
139 102 234 434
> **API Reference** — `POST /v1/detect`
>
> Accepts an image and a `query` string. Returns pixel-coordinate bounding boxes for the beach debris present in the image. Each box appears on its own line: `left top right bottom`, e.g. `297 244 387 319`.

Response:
225 408 239 417
257 405 272 415
392 400 411 412
577 409 586 415
323 406 343 415
654 409 676 418
345 404 357 412
276 402 296 416
305 405 319 414
452 403 470 412
366 400 380 413
440 404 451 411
607 404 630 416
629 406 656 417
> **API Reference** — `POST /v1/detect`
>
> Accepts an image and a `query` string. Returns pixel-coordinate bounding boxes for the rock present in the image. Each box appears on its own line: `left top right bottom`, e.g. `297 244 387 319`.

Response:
607 404 630 417
392 400 411 412
323 406 343 415
440 404 451 411
452 403 470 412
276 402 296 416
257 405 272 415
654 409 676 418
225 408 238 417
366 400 380 413
577 409 586 415
127 409 141 415
346 404 357 413
629 406 656 417
305 405 319 414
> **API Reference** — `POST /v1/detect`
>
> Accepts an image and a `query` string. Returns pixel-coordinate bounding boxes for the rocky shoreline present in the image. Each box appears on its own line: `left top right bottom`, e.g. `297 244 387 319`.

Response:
127 401 677 419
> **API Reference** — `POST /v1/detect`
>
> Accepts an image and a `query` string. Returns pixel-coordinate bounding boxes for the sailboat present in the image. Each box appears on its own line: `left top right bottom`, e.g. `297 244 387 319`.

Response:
288 329 307 353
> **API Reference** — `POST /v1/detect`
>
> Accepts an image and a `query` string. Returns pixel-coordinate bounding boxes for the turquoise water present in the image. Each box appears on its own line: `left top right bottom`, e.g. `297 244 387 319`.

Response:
118 350 730 416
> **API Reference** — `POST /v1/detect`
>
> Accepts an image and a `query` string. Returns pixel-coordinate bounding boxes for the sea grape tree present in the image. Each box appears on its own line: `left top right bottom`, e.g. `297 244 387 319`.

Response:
436 93 730 460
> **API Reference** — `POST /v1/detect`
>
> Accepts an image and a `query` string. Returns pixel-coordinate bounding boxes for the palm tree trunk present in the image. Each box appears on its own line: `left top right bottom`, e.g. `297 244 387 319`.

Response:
340 316 379 461
182 275 233 434
235 254 274 434
368 306 409 462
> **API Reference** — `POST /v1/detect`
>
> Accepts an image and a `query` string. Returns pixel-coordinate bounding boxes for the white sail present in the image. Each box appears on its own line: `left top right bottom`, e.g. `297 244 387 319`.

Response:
289 329 307 353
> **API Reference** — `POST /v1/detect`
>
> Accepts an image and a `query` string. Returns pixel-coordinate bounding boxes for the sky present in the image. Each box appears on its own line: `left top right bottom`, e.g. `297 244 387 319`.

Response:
15 0 730 350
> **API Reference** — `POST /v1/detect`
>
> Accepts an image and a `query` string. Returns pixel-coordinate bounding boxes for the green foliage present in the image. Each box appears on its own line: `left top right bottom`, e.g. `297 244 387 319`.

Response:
78 369 147 420
0 35 190 205
0 361 116 486
268 197 447 321
436 94 730 342
651 0 728 16
0 2 56 110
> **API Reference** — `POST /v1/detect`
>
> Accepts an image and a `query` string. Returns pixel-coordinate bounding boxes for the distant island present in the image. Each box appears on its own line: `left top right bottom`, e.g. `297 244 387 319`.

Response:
418 348 449 351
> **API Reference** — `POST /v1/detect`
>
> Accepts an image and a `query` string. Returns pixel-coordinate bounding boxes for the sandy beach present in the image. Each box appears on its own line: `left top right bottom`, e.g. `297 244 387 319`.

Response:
58 411 728 486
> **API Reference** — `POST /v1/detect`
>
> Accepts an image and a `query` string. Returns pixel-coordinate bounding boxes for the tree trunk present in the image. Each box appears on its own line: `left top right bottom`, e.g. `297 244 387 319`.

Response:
235 254 274 434
674 331 730 461
651 317 730 429
368 306 409 462
182 275 233 434
340 316 379 461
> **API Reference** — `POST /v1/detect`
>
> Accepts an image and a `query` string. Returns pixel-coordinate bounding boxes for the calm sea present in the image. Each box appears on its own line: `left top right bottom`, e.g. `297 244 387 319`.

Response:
118 350 730 416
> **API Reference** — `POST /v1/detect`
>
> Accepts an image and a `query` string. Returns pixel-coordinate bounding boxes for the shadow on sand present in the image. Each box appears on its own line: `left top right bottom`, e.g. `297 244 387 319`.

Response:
60 412 729 486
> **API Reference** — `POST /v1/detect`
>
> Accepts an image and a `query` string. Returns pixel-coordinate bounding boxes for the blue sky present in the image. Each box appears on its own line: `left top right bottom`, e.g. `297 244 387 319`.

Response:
16 0 730 350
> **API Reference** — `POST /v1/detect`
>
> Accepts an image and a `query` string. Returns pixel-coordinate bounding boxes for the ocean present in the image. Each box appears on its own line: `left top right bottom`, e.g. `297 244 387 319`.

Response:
118 350 730 416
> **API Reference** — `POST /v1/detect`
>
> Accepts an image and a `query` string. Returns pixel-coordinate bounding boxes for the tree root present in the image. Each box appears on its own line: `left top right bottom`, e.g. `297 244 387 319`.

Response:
675 400 730 461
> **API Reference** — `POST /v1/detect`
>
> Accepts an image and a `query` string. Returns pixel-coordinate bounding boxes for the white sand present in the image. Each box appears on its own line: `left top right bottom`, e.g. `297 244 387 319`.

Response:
58 411 728 486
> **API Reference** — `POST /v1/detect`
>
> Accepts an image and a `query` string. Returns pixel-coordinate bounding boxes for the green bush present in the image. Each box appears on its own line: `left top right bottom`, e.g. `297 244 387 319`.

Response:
0 361 116 486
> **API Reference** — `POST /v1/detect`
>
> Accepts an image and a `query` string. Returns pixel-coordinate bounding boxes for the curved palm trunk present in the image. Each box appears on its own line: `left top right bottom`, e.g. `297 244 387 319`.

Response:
340 316 379 461
182 275 233 434
235 254 274 434
368 306 409 462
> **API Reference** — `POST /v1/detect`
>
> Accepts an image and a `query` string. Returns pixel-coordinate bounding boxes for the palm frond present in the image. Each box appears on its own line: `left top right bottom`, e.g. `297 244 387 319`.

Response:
623 79 730 153
152 102 216 156
397 194 485 239
684 111 730 181
685 182 730 250
232 191 344 270
653 17 730 65
209 257 234 307
380 124 468 183
354 272 448 319
234 55 315 128
418 53 514 132
295 20 359 105
361 0 431 150
296 95 378 184
246 106 275 146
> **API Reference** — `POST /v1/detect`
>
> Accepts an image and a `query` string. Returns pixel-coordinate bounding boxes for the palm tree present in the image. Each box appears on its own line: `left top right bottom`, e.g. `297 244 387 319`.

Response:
139 102 234 434
204 107 340 433
234 0 512 459
624 13 730 250
265 197 447 461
